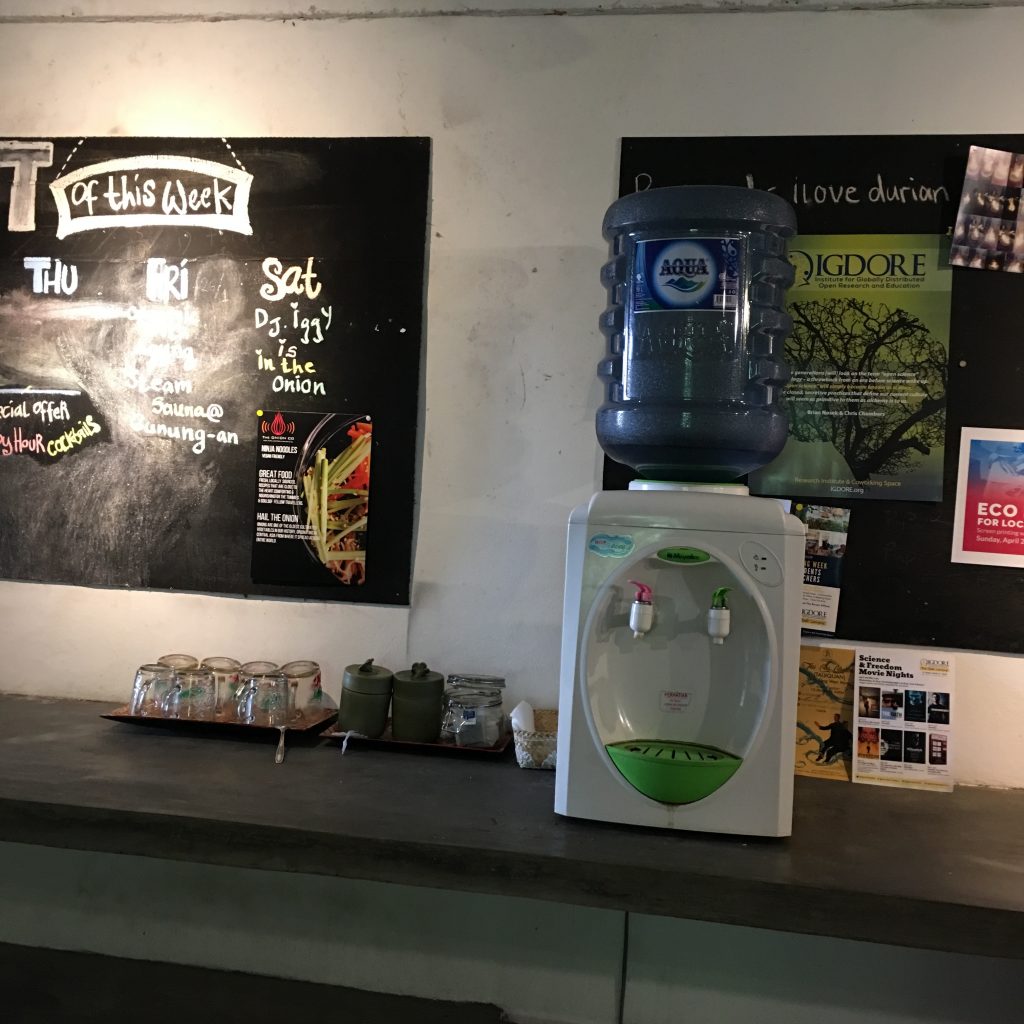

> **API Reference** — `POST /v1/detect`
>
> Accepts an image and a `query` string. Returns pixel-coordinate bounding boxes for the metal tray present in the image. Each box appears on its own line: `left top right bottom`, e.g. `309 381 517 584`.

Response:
101 705 338 734
322 723 513 757
102 706 338 762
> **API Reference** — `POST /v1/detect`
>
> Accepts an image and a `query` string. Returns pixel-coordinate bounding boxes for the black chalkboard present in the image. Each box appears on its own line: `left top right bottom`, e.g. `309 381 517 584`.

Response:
612 135 1024 653
0 137 429 605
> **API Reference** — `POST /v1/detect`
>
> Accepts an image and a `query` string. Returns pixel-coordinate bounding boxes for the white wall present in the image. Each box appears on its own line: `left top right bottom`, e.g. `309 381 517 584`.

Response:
2 0 1013 17
0 6 1022 784
2 8 1024 1024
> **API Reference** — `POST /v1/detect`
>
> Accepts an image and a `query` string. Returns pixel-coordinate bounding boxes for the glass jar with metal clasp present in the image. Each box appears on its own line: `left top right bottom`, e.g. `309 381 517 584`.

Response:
441 674 506 748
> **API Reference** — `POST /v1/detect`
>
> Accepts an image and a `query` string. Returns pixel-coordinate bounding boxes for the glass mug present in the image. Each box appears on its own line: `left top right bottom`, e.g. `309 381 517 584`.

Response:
240 660 279 676
201 656 241 716
158 653 200 671
280 660 323 721
162 668 218 721
235 672 291 727
129 664 176 716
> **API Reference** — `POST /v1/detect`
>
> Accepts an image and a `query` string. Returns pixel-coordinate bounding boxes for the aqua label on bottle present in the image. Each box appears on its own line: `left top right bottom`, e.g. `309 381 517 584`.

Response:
632 237 742 314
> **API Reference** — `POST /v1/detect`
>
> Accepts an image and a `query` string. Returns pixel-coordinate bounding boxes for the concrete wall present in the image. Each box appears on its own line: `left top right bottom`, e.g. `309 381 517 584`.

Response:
1 1 1022 785
2 6 1024 1022
4 1 1021 17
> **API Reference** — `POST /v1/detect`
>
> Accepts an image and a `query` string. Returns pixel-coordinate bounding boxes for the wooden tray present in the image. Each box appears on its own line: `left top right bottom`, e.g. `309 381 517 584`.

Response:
101 705 338 737
322 723 513 757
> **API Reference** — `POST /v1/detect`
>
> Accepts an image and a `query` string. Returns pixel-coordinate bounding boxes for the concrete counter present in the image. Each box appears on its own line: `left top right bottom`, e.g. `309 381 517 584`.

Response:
1 694 1022 959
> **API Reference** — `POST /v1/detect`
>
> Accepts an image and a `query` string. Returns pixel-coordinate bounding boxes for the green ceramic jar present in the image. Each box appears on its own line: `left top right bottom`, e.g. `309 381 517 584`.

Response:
338 658 394 738
391 662 445 743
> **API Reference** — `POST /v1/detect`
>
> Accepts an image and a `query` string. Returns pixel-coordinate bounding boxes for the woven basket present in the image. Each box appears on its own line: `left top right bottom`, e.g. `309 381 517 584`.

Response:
513 708 558 770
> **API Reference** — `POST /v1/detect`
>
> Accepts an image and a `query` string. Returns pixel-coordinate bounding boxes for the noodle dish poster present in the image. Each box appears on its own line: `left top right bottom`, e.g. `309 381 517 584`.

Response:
252 411 372 587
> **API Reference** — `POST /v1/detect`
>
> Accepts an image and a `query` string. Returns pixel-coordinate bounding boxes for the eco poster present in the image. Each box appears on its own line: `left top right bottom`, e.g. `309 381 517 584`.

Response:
852 647 954 792
749 235 952 503
794 645 855 782
252 410 371 587
951 426 1024 568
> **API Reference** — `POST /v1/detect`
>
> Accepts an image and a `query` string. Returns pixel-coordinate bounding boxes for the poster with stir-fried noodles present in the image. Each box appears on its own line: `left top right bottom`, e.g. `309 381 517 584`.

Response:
253 411 371 587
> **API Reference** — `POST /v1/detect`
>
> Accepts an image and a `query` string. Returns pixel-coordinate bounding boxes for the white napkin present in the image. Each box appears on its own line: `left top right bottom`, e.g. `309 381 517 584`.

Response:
510 700 535 732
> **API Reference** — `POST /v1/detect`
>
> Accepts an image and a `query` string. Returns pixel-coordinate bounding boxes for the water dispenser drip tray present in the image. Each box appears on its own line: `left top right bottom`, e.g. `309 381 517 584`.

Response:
605 740 742 805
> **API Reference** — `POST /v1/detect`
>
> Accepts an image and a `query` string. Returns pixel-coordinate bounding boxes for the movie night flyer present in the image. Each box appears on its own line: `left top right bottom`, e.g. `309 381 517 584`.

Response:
852 647 955 792
951 427 1024 568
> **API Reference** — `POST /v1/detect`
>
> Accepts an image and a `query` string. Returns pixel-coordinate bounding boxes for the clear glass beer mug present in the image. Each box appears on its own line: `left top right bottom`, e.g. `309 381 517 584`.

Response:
280 660 323 721
200 656 242 717
162 668 217 721
235 671 290 727
157 653 200 670
129 664 176 716
239 660 279 676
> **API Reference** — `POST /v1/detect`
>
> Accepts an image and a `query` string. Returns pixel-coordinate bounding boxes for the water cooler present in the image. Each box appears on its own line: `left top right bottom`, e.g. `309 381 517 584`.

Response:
554 186 805 838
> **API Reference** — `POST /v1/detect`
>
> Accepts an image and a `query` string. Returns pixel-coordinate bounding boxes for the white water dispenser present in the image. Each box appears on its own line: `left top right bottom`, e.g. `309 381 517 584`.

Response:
554 186 805 837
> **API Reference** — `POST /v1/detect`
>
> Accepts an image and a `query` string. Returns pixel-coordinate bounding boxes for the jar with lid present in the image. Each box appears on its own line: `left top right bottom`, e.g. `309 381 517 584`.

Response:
391 662 445 743
441 688 505 748
442 671 505 745
446 673 505 698
339 658 393 738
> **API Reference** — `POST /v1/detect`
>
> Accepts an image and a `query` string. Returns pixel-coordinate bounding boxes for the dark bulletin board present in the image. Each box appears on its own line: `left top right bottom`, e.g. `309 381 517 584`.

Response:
0 137 430 605
613 135 1024 653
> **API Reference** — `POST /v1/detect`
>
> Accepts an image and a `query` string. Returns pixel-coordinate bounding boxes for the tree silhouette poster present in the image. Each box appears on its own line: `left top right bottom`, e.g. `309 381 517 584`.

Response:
748 235 952 502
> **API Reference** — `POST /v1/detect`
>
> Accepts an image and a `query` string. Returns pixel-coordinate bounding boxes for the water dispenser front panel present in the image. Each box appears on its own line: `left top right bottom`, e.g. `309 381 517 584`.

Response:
579 531 775 804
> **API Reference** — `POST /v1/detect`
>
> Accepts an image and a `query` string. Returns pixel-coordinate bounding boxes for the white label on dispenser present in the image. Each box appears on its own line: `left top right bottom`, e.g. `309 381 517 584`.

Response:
660 690 691 712
588 533 634 558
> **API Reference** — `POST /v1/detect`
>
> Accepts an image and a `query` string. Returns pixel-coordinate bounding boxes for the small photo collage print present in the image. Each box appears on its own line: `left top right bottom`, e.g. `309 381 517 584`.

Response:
951 145 1024 273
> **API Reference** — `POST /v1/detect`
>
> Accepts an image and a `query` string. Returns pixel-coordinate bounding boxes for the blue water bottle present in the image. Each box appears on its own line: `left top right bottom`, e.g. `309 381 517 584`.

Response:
597 186 797 481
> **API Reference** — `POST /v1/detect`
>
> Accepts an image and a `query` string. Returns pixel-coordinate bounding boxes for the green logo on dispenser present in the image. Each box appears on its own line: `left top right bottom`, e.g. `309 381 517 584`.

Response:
656 547 711 565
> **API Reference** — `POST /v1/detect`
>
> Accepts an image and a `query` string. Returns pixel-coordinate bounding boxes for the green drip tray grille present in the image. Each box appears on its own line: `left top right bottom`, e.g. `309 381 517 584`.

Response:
605 740 742 805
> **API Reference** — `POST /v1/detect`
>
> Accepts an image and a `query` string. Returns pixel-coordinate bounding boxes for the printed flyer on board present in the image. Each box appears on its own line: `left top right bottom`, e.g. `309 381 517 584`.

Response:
252 410 372 587
950 145 1024 274
792 503 851 634
853 647 954 791
749 235 952 503
794 645 855 782
951 427 1024 568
